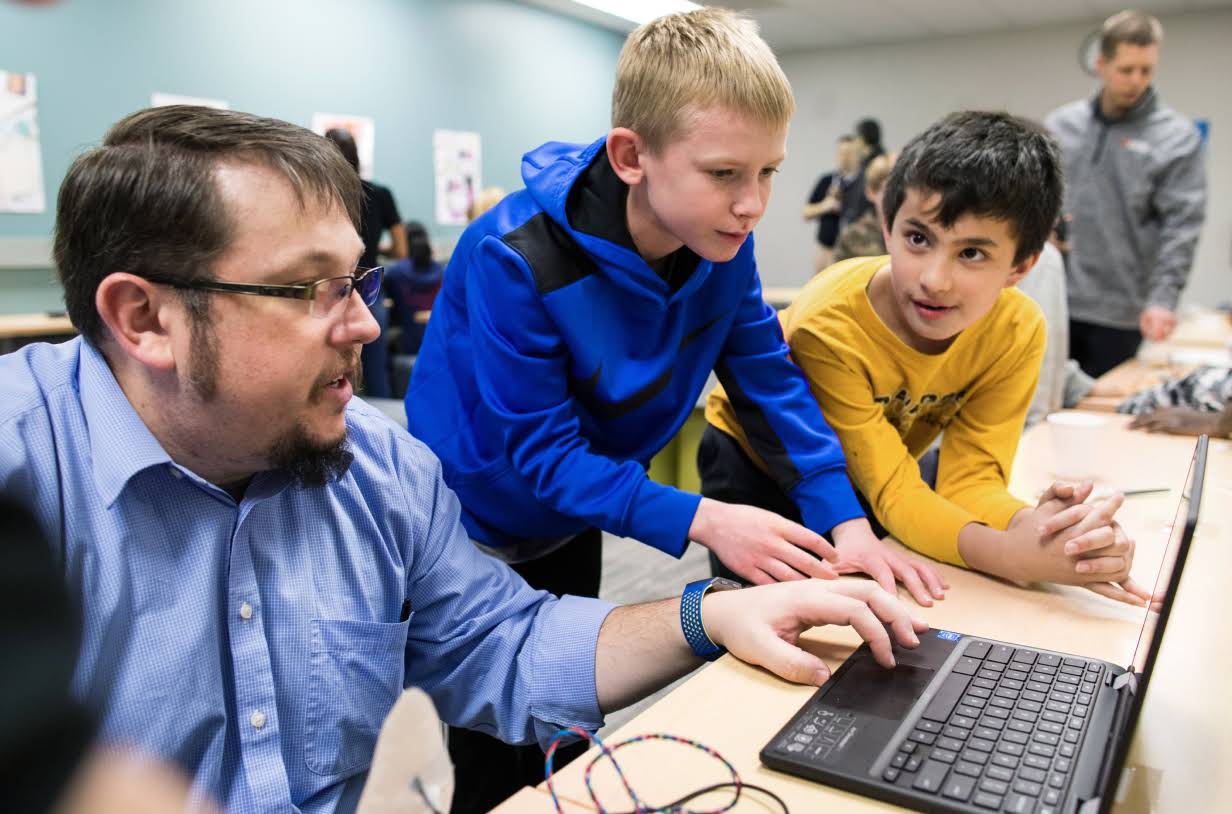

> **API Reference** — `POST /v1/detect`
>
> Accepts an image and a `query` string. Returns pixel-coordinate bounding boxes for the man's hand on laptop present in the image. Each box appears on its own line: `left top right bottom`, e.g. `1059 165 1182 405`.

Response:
702 579 929 686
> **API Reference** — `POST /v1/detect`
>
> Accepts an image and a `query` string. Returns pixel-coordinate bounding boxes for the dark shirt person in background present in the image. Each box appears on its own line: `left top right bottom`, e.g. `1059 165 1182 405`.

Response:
384 221 443 356
839 117 885 230
802 134 858 274
324 128 406 398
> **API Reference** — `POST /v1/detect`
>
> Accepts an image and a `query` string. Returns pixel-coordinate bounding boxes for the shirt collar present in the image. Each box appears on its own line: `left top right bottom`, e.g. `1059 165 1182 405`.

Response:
78 339 179 507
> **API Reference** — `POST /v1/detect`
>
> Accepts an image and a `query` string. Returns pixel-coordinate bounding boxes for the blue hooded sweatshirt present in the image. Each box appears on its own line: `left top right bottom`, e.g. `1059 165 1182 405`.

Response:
406 137 862 558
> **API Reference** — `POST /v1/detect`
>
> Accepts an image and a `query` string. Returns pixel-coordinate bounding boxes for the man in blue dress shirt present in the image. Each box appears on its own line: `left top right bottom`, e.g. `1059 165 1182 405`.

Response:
0 106 925 814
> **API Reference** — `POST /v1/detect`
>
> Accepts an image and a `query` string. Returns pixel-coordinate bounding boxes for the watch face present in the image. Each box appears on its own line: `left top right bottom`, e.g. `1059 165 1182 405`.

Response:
1079 29 1101 76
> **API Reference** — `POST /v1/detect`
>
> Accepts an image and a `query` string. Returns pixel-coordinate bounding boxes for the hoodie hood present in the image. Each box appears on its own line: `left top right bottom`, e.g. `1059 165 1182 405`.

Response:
519 137 711 303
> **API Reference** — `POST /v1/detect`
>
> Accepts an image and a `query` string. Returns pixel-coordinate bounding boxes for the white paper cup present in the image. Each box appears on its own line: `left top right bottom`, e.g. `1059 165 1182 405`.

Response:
1045 412 1108 481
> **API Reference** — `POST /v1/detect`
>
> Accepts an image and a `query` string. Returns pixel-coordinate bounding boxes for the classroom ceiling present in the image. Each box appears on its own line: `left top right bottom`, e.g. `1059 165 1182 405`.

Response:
521 0 1232 52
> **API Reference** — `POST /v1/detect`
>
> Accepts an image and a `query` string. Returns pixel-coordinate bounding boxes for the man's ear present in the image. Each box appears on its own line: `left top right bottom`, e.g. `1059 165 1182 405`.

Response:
1005 251 1040 288
606 127 647 186
94 273 179 371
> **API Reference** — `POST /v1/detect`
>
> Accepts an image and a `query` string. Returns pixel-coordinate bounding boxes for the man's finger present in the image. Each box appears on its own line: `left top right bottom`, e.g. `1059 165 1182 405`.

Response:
743 630 832 685
836 582 927 647
761 555 810 583
775 542 839 582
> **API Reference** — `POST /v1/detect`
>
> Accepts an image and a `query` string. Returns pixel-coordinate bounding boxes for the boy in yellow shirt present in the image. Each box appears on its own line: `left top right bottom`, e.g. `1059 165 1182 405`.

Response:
705 111 1152 606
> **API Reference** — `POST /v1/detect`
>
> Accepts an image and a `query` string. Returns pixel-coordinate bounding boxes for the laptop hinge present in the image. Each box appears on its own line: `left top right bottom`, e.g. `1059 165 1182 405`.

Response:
1081 670 1139 810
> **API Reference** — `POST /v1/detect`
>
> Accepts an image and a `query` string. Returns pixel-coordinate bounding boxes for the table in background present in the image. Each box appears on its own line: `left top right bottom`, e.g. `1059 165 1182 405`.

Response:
496 417 1232 813
0 312 76 353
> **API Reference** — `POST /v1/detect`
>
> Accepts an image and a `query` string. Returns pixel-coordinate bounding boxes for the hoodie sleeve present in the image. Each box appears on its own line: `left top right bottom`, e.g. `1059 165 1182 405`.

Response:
714 264 864 535
1148 125 1206 313
464 236 701 557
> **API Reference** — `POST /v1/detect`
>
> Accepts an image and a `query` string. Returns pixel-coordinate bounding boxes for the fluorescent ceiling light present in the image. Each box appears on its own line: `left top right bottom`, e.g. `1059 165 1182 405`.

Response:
569 0 701 26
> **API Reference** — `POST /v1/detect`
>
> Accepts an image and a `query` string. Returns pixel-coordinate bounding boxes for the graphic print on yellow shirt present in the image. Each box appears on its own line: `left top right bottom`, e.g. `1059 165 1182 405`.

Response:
705 256 1045 566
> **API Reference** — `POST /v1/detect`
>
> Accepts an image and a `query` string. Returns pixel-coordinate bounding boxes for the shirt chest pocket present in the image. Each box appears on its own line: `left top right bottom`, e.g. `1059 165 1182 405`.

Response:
305 616 411 777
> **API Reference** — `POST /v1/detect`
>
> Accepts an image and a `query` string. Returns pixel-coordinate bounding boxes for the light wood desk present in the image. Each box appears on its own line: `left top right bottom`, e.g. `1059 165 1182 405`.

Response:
497 418 1231 813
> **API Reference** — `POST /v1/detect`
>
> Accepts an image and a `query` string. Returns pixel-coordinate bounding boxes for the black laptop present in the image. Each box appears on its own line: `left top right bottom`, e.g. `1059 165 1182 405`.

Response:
761 435 1208 814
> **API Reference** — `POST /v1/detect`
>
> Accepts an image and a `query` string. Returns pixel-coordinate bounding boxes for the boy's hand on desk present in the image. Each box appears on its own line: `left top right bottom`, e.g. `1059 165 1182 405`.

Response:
690 498 839 585
830 518 949 607
703 579 929 685
1012 486 1152 606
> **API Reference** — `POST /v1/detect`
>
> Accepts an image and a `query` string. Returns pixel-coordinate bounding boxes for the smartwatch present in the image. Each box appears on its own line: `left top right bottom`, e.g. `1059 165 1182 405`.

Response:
680 577 743 661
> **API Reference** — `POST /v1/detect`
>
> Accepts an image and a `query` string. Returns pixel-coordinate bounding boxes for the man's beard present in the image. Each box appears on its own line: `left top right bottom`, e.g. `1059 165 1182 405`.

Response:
267 420 354 488
184 314 362 488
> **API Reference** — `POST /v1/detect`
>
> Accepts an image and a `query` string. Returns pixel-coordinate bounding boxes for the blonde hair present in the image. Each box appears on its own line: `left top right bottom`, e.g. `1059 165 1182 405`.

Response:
467 186 506 222
611 7 794 151
864 153 895 194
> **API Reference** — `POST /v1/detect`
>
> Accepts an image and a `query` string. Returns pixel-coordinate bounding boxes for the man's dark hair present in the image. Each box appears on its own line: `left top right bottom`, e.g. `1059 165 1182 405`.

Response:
855 117 882 150
837 133 855 143
323 127 361 173
1101 10 1163 60
881 111 1063 265
53 105 361 347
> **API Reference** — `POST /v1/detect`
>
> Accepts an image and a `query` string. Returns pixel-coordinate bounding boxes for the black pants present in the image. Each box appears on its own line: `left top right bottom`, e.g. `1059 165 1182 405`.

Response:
447 528 602 814
1069 320 1142 379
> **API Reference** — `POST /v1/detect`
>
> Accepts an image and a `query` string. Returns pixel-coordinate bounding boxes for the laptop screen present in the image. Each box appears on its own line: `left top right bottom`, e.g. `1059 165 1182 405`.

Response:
1096 435 1207 812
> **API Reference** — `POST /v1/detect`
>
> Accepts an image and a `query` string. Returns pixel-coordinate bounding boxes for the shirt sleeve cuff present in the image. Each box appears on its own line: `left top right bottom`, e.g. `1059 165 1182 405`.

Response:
526 595 616 748
626 481 702 558
791 468 865 535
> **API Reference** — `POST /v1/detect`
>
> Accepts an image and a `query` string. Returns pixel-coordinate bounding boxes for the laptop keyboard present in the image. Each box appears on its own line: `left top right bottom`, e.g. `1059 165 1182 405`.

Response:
882 640 1104 813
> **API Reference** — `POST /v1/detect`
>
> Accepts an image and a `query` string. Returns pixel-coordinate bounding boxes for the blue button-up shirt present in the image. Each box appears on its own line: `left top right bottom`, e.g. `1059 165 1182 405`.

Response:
0 338 613 813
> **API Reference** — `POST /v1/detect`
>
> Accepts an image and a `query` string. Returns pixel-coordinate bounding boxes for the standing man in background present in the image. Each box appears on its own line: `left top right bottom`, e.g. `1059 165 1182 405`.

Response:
802 134 858 274
1046 9 1206 377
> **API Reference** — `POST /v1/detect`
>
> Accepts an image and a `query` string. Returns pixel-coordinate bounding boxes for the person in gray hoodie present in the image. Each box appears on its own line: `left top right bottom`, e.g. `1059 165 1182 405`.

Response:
1046 9 1206 377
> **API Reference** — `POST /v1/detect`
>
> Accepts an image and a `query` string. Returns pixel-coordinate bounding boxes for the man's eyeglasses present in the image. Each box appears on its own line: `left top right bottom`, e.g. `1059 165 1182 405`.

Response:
147 266 384 318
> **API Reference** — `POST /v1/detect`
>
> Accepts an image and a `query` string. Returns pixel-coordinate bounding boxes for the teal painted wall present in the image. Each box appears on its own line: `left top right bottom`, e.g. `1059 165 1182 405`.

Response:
0 0 623 314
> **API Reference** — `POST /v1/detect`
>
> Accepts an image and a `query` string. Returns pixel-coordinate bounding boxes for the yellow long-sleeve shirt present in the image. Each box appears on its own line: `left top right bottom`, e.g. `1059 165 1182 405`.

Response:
705 256 1045 566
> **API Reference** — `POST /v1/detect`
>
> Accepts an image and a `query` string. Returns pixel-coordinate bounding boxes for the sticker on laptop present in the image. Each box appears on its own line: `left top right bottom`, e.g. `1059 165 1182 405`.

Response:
934 630 961 641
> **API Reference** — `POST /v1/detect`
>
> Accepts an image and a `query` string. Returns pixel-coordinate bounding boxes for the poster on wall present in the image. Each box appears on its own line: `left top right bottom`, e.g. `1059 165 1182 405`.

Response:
0 69 46 214
311 112 375 179
433 129 481 226
151 92 230 110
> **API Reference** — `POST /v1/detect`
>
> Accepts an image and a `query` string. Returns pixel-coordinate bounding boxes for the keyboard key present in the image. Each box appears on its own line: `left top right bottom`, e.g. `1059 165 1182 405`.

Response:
986 706 1010 719
978 669 1002 681
1011 649 1037 666
979 778 1009 795
952 714 978 729
1002 792 1035 813
1023 754 1050 770
988 645 1014 663
1038 721 1063 735
943 725 971 740
1050 690 1075 704
905 755 922 772
1081 682 1096 695
991 697 1015 710
1018 766 1046 783
882 767 900 782
1063 730 1081 744
972 791 1002 809
1033 732 1060 746
975 726 1001 740
1037 654 1061 667
1049 773 1066 789
931 748 958 764
992 753 1019 769
1028 743 1056 758
1005 668 1029 681
1018 700 1043 713
942 774 976 802
974 677 997 690
1073 705 1089 719
979 716 1006 731
969 737 996 752
995 688 1020 700
954 760 982 777
964 640 992 660
922 673 971 723
891 752 908 768
1053 758 1072 773
1062 658 1085 668
1001 678 1025 691
1044 787 1061 805
984 661 1007 673
997 741 1025 757
1003 730 1029 745
1041 711 1066 724
968 687 993 699
956 705 983 719
937 737 965 752
1027 681 1051 693
1059 744 1076 759
909 730 937 745
917 719 943 732
961 749 989 765
911 759 951 793
901 740 918 753
953 656 982 675
986 765 1014 782
1012 779 1042 796
1011 710 1039 723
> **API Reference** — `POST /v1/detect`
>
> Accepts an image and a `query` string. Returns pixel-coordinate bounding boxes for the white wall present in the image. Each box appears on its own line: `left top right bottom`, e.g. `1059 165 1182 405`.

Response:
758 10 1232 313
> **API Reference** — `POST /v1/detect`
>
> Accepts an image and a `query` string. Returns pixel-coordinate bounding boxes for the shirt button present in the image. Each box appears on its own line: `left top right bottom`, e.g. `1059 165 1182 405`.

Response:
250 710 266 730
239 602 253 620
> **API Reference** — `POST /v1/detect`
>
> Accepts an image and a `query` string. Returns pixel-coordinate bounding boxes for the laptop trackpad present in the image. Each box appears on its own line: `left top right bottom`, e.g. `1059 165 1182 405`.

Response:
824 657 935 720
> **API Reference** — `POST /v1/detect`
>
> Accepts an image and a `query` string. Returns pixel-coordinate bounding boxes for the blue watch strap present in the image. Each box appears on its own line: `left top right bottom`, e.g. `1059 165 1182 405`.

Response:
681 577 741 661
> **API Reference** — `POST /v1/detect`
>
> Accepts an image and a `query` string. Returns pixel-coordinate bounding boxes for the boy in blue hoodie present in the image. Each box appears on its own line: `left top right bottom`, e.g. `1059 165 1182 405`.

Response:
407 11 946 809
